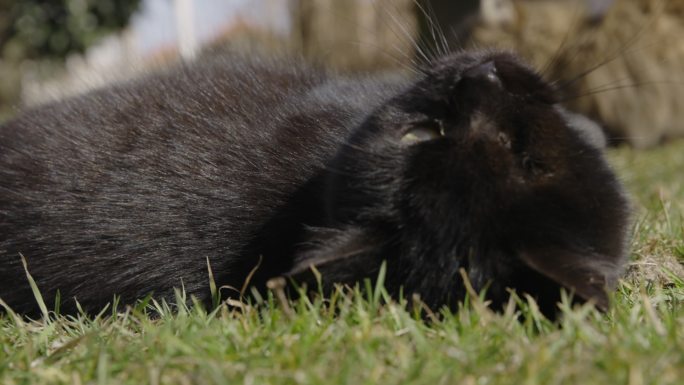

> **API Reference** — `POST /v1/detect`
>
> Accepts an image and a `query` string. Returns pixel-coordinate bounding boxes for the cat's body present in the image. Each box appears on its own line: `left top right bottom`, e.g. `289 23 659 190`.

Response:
0 56 399 314
0 51 630 317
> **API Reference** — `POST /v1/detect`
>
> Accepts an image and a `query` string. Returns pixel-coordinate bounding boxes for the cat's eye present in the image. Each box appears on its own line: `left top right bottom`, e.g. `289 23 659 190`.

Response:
401 121 445 145
521 152 549 176
497 132 511 149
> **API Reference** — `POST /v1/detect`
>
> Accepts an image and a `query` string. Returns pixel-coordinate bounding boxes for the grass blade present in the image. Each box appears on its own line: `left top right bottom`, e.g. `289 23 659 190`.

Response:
19 253 49 320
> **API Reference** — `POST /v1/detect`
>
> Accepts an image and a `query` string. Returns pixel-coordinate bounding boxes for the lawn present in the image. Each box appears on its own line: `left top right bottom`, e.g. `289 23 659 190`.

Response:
1 141 683 385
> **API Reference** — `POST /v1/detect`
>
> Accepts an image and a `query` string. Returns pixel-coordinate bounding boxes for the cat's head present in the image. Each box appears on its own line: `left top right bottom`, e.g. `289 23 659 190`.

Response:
289 50 631 315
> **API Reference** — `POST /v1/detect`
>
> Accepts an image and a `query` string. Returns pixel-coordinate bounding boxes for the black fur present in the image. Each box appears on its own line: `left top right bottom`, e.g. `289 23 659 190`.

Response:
0 51 630 317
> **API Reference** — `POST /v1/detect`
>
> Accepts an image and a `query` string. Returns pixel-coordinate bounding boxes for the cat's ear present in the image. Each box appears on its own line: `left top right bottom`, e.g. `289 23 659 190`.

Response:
556 107 607 149
284 227 385 290
519 249 622 310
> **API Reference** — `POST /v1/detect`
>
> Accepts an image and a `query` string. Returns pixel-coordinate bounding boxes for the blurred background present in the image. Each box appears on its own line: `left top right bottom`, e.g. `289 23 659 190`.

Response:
0 0 682 147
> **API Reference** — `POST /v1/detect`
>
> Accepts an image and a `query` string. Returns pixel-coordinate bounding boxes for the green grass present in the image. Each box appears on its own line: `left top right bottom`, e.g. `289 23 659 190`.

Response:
2 141 684 385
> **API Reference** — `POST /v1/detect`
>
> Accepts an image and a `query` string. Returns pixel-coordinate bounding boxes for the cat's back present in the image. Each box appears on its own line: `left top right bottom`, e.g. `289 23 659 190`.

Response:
0 55 335 221
2 55 326 151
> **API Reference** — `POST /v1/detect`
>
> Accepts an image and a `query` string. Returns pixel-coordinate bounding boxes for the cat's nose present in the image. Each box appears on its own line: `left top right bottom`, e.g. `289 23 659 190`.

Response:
463 61 501 86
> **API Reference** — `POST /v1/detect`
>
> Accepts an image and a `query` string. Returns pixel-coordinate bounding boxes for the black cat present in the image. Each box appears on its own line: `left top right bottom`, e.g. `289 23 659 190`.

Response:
0 50 630 317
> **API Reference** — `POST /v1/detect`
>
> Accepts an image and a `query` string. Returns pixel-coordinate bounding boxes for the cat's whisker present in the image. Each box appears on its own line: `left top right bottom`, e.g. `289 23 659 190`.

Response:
413 0 452 58
554 0 669 93
379 0 439 66
560 80 684 103
368 0 434 66
291 0 424 74
562 75 640 96
540 0 585 77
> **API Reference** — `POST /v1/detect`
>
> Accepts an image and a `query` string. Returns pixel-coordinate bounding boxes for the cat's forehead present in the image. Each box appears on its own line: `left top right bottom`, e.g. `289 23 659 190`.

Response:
427 50 532 78
421 50 556 105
